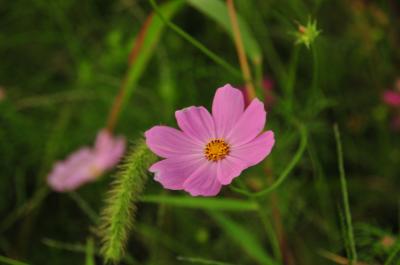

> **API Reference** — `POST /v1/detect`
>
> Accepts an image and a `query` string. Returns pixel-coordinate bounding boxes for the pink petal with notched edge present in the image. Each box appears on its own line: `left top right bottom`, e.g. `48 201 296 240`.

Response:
212 84 244 137
383 90 400 107
217 156 247 185
183 162 222 196
227 98 266 145
175 106 216 143
149 155 204 190
145 126 202 158
230 131 275 167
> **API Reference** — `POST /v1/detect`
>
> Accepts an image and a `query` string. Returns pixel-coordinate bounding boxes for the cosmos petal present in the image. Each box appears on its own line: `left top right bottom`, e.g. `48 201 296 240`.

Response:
175 106 216 143
231 131 275 166
145 126 202 158
149 155 204 190
183 162 222 196
212 84 245 137
217 156 247 185
227 98 266 146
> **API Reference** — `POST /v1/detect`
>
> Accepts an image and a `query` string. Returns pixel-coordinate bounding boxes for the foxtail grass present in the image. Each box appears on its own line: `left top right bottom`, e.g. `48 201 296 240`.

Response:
98 139 156 263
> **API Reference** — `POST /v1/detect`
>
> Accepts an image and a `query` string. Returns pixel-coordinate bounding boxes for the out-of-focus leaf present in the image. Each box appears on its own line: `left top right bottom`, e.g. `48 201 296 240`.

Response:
85 237 95 265
209 211 278 265
0 255 30 265
121 0 184 108
141 195 258 211
187 0 262 63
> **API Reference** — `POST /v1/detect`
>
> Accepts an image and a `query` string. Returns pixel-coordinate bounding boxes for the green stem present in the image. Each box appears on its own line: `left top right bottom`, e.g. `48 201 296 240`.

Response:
0 186 49 233
284 46 300 113
311 44 319 94
236 179 281 261
149 0 243 79
231 121 307 197
334 124 357 264
0 255 29 265
177 256 236 265
68 192 99 224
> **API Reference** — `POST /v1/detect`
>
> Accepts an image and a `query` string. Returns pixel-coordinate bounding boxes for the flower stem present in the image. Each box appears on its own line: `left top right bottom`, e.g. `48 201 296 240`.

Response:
226 0 256 100
231 121 307 197
106 15 153 132
149 0 242 79
334 124 357 264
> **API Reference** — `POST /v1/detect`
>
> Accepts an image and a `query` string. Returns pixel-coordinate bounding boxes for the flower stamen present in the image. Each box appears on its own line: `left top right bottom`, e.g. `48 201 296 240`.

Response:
204 138 230 162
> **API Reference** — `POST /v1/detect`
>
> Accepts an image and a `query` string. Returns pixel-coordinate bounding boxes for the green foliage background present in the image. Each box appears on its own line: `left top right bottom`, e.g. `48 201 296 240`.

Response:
1 0 400 264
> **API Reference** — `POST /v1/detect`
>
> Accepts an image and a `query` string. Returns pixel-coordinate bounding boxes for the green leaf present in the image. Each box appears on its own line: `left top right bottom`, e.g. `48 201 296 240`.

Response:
209 211 278 265
141 195 258 211
121 0 185 112
85 237 95 265
0 255 30 265
187 0 262 63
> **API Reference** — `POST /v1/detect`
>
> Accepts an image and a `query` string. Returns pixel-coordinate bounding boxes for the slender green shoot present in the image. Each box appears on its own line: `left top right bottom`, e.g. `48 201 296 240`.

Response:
85 237 96 265
68 192 99 224
0 255 30 265
149 0 243 79
177 256 237 265
334 124 357 264
140 195 258 211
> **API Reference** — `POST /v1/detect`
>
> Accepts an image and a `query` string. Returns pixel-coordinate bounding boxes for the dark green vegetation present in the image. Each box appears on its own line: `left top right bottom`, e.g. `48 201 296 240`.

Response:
1 0 400 264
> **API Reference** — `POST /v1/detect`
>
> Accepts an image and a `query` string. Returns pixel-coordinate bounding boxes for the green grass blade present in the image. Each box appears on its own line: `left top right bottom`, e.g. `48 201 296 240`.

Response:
334 124 357 264
149 0 242 78
187 0 261 64
177 256 237 265
85 237 96 265
141 195 258 211
209 211 278 265
0 256 29 265
120 0 185 112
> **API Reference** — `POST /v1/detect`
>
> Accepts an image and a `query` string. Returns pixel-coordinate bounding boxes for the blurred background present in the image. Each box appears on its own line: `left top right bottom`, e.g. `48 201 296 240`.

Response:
1 0 400 264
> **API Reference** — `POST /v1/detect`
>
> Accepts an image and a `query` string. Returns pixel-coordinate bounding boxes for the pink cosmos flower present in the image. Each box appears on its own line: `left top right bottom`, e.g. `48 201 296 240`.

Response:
145 84 275 196
47 129 126 192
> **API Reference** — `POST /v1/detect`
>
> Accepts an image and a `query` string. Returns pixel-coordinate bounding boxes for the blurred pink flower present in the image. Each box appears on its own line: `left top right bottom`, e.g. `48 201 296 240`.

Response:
383 79 400 130
145 84 275 196
240 78 275 109
383 90 400 107
47 129 126 192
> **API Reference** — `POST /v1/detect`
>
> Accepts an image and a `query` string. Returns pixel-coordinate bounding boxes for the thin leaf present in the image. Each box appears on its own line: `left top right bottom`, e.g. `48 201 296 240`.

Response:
141 195 258 211
85 237 96 265
116 0 185 125
334 124 357 264
0 255 29 265
177 256 237 265
187 0 261 64
209 211 278 265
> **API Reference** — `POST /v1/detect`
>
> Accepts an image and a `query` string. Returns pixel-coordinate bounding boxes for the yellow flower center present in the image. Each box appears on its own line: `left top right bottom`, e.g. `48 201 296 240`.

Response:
204 138 230 162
